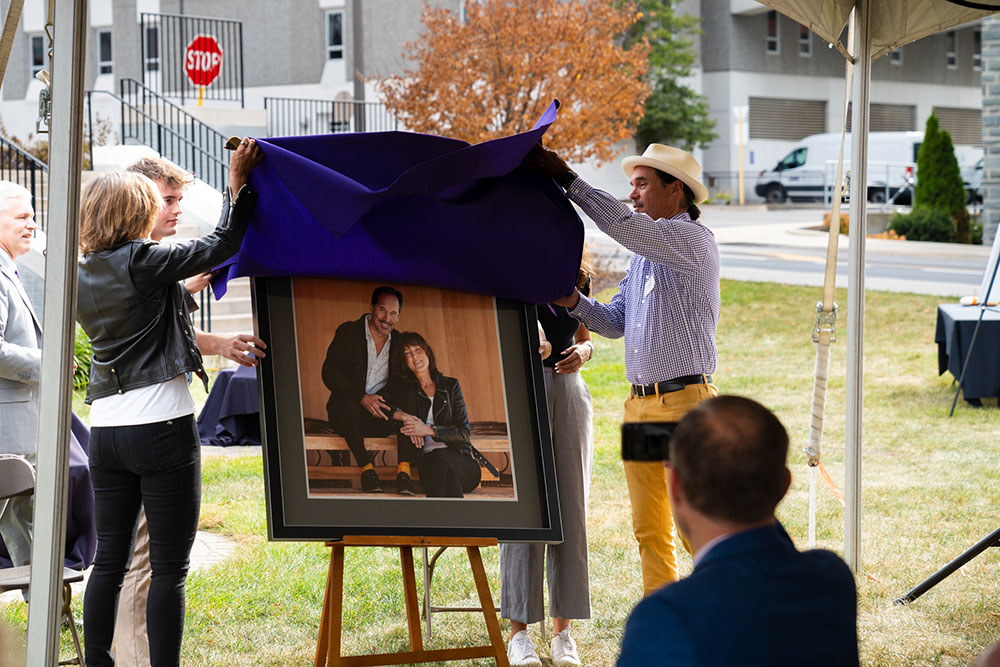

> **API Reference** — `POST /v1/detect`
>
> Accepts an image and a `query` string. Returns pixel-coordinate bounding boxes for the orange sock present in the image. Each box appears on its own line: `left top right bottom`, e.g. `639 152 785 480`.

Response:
360 463 374 473
397 462 411 477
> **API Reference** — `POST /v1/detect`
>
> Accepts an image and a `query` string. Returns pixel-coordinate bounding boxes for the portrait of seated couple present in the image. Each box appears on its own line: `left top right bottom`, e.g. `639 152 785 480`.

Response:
296 279 515 500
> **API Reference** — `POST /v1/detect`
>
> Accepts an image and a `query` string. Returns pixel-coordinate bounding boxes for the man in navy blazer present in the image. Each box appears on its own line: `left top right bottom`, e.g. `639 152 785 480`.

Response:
618 396 859 666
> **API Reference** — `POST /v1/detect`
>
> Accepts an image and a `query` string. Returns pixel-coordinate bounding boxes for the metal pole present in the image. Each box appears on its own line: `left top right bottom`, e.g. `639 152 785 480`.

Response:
351 0 365 131
845 0 871 575
25 0 87 662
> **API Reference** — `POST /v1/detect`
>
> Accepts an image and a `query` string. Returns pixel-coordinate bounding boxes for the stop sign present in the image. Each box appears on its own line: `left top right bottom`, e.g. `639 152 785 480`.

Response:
184 35 223 87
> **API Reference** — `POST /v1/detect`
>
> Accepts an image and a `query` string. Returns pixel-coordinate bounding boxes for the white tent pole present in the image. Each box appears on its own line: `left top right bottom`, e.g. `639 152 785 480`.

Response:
24 0 87 662
845 0 871 575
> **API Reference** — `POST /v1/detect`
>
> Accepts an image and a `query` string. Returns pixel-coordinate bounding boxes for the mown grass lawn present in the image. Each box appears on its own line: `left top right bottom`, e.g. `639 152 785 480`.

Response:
4 279 1000 666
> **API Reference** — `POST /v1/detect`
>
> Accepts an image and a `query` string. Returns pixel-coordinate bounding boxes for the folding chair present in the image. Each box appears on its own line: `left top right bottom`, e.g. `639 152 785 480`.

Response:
0 455 85 666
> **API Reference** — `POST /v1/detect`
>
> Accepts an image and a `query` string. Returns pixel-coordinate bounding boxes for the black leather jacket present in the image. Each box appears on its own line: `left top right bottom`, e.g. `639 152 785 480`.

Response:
321 315 397 411
77 186 257 403
387 371 473 455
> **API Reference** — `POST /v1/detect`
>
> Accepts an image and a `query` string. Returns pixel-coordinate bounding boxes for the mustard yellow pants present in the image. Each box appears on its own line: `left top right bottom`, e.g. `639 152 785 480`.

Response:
623 381 717 597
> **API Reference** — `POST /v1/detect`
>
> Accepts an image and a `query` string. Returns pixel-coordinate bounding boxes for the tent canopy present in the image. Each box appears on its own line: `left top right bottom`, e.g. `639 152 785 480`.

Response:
756 0 995 61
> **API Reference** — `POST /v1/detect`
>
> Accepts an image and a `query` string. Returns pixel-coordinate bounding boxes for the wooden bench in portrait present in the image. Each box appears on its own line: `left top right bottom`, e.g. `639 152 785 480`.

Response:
304 420 510 485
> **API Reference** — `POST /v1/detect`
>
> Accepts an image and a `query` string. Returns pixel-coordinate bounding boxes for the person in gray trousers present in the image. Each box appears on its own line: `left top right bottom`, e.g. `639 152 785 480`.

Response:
0 181 42 568
501 284 595 667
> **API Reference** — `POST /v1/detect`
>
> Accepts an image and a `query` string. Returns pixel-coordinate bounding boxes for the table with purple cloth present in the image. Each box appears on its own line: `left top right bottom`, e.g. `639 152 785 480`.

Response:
197 364 261 446
0 413 97 570
935 303 1000 401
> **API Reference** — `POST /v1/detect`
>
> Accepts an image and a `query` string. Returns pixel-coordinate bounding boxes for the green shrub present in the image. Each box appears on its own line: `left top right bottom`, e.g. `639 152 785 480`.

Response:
914 113 970 242
73 324 92 391
889 207 954 242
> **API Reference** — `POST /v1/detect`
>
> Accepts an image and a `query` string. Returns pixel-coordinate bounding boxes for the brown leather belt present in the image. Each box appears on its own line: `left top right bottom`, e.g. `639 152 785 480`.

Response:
631 374 713 398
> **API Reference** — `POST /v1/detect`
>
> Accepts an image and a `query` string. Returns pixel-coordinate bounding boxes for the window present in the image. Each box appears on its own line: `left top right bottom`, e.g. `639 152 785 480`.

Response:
798 24 810 57
777 147 807 171
144 25 160 72
974 30 982 71
766 11 779 54
30 35 44 78
98 30 112 75
946 31 957 69
327 10 344 60
890 48 902 65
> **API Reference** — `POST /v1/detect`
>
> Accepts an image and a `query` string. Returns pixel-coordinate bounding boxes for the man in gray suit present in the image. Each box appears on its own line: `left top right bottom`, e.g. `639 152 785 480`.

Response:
0 181 41 567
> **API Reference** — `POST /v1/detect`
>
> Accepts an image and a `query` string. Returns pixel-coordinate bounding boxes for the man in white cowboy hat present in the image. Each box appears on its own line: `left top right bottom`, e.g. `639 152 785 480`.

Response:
526 142 720 598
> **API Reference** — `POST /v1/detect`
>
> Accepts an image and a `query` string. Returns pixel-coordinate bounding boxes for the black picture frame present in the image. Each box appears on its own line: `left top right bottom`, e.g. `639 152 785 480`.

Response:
252 276 562 542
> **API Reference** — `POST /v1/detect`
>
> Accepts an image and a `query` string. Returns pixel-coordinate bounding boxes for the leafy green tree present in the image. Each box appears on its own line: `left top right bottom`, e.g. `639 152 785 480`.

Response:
620 0 716 151
914 113 970 243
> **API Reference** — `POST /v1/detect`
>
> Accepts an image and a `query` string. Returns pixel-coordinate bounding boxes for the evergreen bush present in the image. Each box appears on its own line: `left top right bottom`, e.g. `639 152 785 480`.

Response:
913 113 970 243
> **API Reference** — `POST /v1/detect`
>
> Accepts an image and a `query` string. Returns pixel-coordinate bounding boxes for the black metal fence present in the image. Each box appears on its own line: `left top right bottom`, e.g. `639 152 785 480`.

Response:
140 12 244 107
119 78 230 193
0 136 47 231
264 96 398 137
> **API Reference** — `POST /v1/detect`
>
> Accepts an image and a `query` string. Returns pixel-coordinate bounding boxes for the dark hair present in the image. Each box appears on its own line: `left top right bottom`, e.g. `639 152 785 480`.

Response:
371 285 403 310
391 331 438 379
653 168 701 221
669 395 788 523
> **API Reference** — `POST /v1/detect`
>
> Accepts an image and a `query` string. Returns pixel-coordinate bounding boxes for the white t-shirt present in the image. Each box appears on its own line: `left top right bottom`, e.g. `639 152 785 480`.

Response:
89 374 196 427
421 403 446 453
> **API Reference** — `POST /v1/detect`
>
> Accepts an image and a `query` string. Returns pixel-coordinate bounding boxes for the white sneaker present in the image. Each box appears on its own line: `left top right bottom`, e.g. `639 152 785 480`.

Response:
507 630 542 666
551 628 582 666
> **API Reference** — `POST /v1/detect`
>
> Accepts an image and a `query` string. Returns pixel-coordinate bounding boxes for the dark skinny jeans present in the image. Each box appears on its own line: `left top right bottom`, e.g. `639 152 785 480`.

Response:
83 415 201 667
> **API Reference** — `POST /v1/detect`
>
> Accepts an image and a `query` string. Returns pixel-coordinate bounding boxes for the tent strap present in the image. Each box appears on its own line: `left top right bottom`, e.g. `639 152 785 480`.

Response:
0 0 25 91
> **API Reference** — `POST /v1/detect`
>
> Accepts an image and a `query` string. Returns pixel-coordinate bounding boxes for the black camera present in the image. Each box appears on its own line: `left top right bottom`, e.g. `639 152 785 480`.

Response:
621 422 678 462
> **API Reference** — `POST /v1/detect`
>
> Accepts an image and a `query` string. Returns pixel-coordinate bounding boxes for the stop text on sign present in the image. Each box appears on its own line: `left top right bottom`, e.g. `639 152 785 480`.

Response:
184 35 223 87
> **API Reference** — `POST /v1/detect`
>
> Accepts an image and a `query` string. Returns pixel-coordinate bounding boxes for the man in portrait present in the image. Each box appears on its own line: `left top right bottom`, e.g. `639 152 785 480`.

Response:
322 286 409 493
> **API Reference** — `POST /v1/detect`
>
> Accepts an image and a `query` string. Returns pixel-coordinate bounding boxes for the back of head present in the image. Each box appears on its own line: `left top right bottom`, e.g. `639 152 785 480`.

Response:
80 171 161 254
0 181 32 215
670 395 789 524
125 157 193 190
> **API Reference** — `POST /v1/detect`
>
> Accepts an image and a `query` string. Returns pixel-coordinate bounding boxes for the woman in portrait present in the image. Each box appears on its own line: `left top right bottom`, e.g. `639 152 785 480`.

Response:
500 263 595 667
387 331 481 498
77 140 261 667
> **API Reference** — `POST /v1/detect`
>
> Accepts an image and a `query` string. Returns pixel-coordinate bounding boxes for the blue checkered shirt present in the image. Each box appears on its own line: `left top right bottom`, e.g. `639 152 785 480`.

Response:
567 177 720 385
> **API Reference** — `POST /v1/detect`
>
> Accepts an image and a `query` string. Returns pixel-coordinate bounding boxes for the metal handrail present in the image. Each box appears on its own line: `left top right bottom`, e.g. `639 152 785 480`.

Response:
264 95 398 137
119 77 229 192
0 135 48 232
88 82 221 330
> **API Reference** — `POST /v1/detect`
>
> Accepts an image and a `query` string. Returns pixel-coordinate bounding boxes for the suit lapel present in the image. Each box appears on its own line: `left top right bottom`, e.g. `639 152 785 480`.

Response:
1 263 42 335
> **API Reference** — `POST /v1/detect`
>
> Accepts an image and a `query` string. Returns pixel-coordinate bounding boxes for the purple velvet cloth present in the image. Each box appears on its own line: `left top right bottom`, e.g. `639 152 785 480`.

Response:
210 101 583 302
0 413 97 570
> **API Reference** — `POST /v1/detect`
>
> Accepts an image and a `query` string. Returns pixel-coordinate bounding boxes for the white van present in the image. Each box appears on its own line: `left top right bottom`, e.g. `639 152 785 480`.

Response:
754 131 982 204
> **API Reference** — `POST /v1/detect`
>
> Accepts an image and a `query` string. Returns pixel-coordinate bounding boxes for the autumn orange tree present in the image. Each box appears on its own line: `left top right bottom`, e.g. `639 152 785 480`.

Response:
377 0 650 164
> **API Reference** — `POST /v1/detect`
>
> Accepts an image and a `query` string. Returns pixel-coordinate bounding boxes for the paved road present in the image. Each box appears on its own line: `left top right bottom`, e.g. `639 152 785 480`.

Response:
583 204 991 297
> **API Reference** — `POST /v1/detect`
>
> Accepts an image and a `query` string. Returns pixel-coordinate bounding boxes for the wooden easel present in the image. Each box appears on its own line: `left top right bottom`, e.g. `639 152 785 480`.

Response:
314 536 510 667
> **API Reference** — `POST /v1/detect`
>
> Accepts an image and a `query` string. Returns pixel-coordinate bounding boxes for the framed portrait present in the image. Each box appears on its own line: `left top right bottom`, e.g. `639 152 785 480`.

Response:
253 276 562 542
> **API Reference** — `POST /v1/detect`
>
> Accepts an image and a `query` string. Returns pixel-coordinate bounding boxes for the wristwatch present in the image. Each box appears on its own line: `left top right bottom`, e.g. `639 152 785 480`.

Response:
558 170 578 190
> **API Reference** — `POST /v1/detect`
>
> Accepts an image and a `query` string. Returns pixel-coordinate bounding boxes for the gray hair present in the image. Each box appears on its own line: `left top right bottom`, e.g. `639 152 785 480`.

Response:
0 181 32 214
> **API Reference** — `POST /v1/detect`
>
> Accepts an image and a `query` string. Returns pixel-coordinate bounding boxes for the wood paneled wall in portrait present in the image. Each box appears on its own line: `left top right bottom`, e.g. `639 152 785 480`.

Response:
293 278 507 425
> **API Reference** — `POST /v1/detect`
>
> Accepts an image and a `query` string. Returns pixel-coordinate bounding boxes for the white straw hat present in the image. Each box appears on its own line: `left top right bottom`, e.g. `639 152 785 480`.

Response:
621 144 709 204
